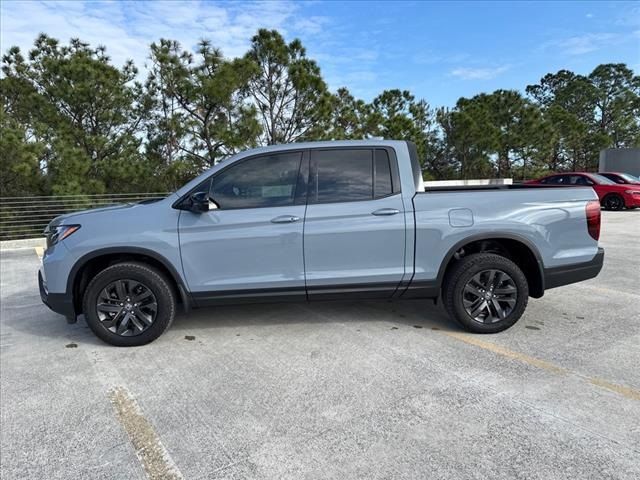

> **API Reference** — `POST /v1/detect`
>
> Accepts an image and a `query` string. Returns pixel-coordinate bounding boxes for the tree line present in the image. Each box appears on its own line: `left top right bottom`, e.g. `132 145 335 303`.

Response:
1 30 638 197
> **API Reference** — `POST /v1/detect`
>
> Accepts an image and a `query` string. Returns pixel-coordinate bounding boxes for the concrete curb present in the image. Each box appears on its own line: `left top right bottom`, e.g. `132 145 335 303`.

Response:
0 237 45 251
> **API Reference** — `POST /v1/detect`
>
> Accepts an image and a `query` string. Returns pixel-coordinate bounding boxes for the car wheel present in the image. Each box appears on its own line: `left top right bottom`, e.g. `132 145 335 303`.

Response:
443 253 529 333
83 262 176 346
602 194 625 211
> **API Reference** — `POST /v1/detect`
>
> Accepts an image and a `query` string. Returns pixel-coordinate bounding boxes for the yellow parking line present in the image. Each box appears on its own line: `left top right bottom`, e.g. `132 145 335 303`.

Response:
441 331 640 401
443 331 568 375
588 377 640 401
109 386 183 480
575 284 640 299
34 246 44 261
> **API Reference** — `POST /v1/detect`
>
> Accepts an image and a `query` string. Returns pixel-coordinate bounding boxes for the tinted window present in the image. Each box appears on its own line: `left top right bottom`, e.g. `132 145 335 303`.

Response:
600 173 621 183
620 173 639 182
557 175 571 184
375 149 393 198
544 175 562 184
210 152 302 209
315 149 373 203
570 175 592 186
590 173 615 185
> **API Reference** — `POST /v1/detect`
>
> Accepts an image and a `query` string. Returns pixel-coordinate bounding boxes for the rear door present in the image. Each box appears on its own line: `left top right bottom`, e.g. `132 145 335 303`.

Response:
303 147 406 299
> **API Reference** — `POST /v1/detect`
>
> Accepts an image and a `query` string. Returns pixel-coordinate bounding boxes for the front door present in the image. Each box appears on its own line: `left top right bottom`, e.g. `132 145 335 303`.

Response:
178 150 308 304
304 148 407 299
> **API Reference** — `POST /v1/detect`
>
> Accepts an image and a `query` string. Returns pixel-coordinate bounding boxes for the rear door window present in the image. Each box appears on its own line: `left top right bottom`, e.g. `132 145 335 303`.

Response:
569 175 593 186
553 175 568 184
543 175 562 184
312 149 373 203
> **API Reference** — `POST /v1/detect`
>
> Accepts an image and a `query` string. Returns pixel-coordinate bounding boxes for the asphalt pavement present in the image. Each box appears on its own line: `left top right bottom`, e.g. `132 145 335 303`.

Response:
1 210 639 479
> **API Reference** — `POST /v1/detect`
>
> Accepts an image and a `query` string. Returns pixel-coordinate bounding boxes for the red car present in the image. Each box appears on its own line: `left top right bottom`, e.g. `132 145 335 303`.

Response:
526 172 640 210
599 172 640 185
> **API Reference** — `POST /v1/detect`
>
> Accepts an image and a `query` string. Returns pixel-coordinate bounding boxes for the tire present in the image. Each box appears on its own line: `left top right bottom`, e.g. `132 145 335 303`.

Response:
602 194 625 211
83 262 176 346
443 253 529 334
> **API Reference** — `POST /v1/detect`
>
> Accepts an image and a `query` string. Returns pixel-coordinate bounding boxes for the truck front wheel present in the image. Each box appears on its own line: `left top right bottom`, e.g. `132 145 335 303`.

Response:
443 253 529 333
82 262 176 346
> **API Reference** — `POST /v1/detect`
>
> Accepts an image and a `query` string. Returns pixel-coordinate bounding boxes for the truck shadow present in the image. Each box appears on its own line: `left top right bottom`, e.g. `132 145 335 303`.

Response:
171 298 461 335
2 290 462 347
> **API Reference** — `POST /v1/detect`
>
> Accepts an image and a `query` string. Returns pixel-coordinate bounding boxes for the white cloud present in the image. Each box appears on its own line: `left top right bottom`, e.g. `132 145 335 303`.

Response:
0 0 390 98
0 0 324 72
545 31 637 56
450 65 510 80
615 4 640 27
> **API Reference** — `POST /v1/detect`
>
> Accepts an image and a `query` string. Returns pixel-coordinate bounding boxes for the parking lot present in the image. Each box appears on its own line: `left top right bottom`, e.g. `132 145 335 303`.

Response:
1 210 639 480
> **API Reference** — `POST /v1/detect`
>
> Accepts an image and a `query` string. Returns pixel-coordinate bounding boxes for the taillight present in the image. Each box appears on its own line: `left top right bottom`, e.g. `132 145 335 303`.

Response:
586 200 601 241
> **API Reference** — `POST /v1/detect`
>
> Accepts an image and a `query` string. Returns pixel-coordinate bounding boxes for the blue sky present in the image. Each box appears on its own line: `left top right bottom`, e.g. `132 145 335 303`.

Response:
1 1 638 107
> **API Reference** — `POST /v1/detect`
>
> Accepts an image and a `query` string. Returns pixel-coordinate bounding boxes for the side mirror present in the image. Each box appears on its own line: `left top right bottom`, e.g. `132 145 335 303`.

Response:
188 192 218 212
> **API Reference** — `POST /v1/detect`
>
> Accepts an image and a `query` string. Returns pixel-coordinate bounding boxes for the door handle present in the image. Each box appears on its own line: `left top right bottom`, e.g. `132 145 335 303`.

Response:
371 208 400 216
271 215 301 224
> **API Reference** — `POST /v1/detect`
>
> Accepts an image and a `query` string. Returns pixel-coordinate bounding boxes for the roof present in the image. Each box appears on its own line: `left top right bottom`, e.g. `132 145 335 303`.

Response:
234 139 408 158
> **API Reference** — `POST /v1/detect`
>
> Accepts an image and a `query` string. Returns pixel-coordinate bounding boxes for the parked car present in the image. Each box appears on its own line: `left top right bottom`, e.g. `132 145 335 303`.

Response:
40 140 604 346
599 172 640 185
526 172 640 210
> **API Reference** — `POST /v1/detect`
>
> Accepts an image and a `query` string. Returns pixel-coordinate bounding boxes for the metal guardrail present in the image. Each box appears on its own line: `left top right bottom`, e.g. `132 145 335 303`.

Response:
0 193 169 240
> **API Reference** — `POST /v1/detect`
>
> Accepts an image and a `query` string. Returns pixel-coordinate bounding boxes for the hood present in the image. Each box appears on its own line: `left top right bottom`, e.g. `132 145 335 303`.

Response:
48 202 150 227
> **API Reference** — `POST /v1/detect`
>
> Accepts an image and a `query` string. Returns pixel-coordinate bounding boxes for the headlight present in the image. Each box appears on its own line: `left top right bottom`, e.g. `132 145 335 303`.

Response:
44 225 81 248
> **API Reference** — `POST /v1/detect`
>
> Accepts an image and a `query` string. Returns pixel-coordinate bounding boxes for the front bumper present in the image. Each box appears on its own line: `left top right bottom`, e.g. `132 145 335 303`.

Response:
543 247 605 290
39 270 76 321
624 193 640 208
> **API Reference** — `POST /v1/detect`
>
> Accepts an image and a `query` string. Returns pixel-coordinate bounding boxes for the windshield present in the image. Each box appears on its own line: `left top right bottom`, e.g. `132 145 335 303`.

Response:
619 173 640 182
590 173 616 185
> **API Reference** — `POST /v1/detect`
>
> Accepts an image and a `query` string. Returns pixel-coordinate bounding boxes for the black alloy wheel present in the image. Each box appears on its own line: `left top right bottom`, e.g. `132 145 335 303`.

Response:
603 194 624 211
83 262 176 346
461 269 518 324
96 279 158 336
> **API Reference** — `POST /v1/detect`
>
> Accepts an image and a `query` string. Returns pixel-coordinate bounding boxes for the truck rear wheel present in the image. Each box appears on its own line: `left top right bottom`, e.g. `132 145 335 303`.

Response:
443 253 528 333
82 262 176 346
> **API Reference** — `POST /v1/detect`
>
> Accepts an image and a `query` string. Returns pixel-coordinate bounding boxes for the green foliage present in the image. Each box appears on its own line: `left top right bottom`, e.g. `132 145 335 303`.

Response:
368 89 441 174
322 87 376 140
1 32 638 197
0 110 45 196
2 34 151 194
245 29 332 144
589 64 640 148
526 64 640 172
146 38 261 180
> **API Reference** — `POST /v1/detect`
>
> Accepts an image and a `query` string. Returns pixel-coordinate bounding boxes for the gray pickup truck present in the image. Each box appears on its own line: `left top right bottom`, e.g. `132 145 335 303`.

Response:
39 140 604 346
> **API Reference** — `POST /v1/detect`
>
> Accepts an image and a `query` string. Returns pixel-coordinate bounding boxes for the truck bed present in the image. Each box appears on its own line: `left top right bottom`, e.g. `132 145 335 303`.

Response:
421 184 572 193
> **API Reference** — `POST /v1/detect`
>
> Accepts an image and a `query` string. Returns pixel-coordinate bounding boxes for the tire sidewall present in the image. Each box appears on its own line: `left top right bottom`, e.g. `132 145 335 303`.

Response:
449 254 529 333
604 194 624 211
83 263 175 346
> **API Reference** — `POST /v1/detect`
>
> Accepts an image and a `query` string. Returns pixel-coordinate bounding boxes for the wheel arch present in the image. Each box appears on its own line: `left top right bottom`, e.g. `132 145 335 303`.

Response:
601 192 625 209
437 233 545 298
68 247 190 316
